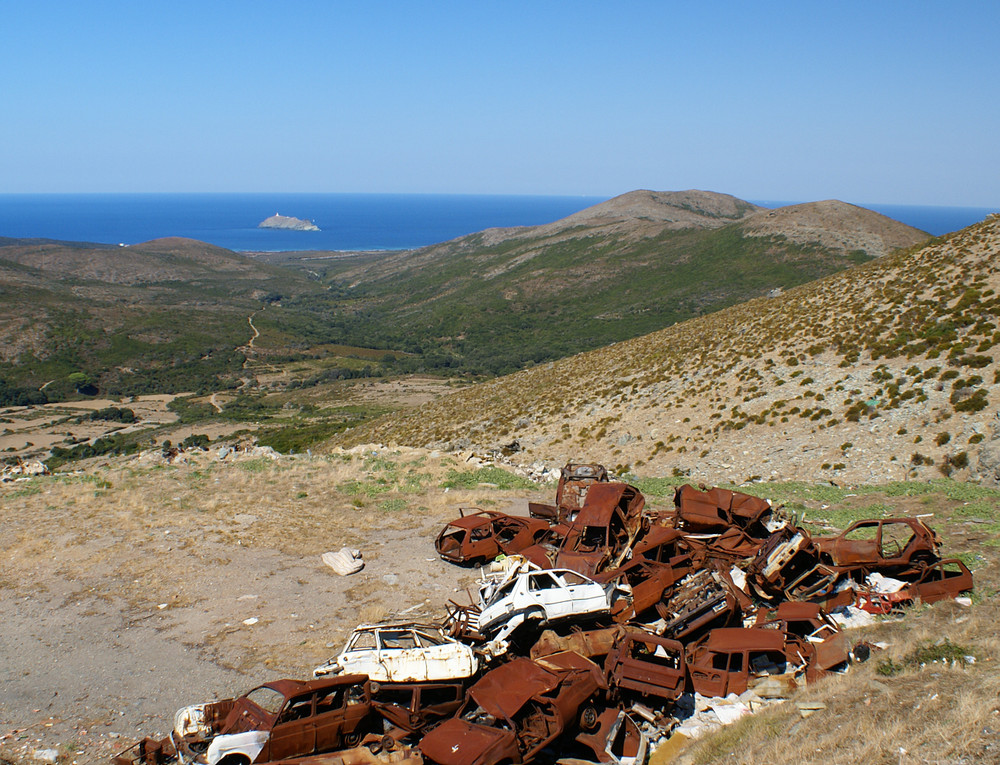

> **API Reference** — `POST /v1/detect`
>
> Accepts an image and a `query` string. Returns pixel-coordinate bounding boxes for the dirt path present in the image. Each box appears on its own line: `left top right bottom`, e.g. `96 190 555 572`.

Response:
247 313 260 349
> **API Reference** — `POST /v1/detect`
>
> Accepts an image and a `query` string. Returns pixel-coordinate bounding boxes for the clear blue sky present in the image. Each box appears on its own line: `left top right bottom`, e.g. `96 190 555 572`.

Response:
3 1 998 206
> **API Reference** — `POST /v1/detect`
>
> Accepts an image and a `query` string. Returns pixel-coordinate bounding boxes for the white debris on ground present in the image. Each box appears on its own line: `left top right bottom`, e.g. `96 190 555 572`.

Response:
0 459 50 482
322 547 365 576
668 690 786 741
829 604 878 629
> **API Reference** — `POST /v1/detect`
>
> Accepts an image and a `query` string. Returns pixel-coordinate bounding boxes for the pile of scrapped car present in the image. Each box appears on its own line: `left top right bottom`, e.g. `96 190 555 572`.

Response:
115 464 973 765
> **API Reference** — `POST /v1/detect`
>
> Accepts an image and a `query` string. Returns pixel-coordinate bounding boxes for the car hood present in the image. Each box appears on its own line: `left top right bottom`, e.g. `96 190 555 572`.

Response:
418 718 513 765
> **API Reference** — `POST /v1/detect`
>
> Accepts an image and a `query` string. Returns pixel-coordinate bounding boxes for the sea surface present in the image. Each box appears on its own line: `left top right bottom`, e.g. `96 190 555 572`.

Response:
0 193 607 252
0 193 995 252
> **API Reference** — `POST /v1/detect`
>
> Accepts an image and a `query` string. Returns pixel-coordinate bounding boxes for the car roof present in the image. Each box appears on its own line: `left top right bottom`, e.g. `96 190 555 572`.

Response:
257 675 368 698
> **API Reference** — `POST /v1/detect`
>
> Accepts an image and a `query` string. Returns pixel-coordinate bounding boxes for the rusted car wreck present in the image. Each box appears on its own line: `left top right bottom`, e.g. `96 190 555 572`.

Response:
116 676 373 765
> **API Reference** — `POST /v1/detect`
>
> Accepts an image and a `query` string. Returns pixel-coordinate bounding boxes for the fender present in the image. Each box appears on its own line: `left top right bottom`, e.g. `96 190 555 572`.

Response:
205 730 268 765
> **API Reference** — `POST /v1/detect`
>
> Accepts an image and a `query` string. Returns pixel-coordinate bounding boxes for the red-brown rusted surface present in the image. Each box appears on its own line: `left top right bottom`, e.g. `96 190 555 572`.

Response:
753 602 849 673
529 627 624 661
270 745 424 765
673 484 772 534
813 517 941 572
117 677 373 765
572 709 647 765
551 483 646 576
527 463 609 523
371 681 466 739
418 652 603 765
855 558 974 613
605 632 686 702
657 570 742 642
686 628 817 697
435 510 550 566
594 558 684 623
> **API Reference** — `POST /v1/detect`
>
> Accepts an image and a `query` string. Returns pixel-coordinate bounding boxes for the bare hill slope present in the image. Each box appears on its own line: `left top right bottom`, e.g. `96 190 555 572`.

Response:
344 214 1000 485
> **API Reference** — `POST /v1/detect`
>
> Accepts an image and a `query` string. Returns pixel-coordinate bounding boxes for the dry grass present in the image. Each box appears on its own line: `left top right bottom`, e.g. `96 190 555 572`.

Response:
343 217 1000 487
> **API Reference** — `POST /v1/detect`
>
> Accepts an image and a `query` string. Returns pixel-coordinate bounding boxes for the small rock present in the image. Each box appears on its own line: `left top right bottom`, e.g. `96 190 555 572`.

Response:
33 749 59 763
242 617 259 626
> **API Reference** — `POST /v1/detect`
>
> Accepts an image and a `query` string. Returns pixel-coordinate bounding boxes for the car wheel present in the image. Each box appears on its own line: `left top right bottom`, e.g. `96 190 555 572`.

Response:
580 705 600 732
217 756 250 765
343 730 364 747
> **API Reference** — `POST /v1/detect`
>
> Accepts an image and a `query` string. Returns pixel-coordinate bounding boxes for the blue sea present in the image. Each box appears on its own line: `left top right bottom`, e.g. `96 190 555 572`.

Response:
0 193 995 252
0 193 608 252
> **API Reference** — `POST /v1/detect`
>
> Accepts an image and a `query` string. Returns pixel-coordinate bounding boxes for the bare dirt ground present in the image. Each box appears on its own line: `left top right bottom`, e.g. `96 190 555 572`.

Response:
0 446 534 765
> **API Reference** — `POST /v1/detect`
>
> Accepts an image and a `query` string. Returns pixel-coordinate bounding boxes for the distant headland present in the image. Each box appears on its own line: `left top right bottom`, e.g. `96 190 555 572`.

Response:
258 213 320 231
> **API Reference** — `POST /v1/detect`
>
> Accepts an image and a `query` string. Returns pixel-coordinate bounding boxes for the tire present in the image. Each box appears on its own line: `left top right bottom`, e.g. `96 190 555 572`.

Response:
217 756 250 765
579 705 599 732
343 730 363 747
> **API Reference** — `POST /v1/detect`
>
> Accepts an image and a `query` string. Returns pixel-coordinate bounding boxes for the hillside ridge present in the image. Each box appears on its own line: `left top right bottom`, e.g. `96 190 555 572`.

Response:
343 214 1000 486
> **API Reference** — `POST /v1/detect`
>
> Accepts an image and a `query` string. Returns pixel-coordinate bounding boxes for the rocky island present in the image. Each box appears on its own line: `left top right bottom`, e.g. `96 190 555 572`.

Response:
257 213 320 231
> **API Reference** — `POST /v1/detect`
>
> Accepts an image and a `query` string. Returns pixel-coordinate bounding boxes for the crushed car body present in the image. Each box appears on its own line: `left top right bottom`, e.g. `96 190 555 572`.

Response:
527 463 608 523
121 463 979 765
417 651 605 765
685 628 820 698
314 624 478 683
813 517 941 573
604 631 686 704
370 681 467 740
435 510 550 567
476 566 612 643
115 677 374 765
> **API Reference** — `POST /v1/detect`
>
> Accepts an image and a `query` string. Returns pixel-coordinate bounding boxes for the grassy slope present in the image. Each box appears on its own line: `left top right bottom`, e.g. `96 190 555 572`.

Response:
344 216 1000 485
290 222 900 376
0 238 324 398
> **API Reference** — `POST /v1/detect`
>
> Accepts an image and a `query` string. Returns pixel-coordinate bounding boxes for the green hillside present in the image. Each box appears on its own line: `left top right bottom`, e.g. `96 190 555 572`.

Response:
280 192 928 374
0 237 324 402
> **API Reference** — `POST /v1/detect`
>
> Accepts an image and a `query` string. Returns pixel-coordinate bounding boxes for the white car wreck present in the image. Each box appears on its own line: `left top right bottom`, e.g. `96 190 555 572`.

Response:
312 622 478 683
476 566 612 642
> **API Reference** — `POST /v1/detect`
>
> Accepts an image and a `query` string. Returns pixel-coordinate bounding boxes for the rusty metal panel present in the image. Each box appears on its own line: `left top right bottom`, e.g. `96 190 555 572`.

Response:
673 484 772 533
572 709 648 765
657 570 741 642
686 628 813 697
419 652 603 765
435 510 550 566
605 632 686 702
529 626 624 661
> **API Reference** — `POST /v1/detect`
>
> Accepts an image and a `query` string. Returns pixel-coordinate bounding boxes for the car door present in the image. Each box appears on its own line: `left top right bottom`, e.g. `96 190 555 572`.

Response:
339 628 379 677
266 692 316 761
688 651 740 698
558 570 607 615
527 571 567 617
377 628 427 682
313 686 347 754
414 628 475 680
